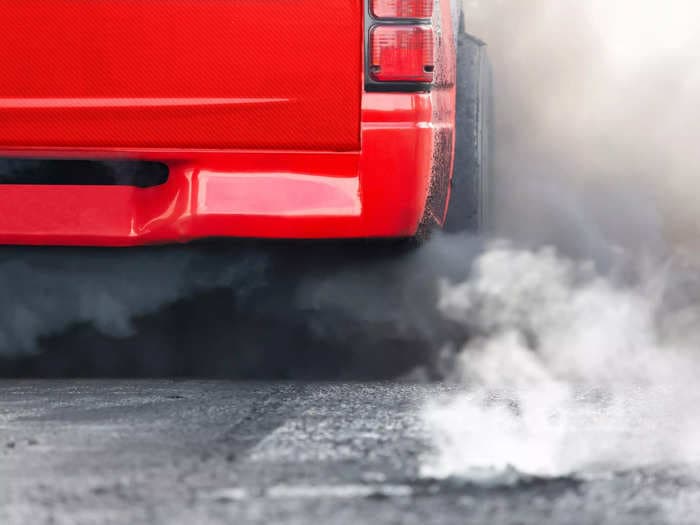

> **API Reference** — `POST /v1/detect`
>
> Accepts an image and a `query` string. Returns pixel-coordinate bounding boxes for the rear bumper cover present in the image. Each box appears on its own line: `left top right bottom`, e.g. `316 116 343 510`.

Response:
0 93 450 246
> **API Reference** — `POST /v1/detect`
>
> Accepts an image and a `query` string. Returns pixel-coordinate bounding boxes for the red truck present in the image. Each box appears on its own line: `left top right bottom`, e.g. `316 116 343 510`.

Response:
0 0 490 246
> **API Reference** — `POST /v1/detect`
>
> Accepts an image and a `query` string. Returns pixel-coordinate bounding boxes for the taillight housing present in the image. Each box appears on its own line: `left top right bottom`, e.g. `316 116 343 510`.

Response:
365 0 435 91
371 0 434 19
370 26 434 83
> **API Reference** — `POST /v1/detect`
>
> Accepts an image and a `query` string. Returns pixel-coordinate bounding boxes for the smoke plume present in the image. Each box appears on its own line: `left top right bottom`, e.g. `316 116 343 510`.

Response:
419 0 700 480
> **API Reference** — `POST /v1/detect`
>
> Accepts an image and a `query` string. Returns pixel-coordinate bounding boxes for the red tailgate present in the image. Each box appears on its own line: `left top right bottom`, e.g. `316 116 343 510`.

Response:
0 1 362 151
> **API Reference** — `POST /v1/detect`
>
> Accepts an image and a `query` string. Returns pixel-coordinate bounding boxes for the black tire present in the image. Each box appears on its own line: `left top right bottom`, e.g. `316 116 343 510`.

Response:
443 24 493 233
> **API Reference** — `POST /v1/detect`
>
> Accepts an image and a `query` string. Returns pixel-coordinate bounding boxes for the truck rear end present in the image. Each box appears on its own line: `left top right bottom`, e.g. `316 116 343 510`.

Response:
0 0 457 245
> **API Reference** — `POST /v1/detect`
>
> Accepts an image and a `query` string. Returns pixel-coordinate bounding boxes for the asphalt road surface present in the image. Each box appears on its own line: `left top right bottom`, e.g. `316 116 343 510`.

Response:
1 380 698 525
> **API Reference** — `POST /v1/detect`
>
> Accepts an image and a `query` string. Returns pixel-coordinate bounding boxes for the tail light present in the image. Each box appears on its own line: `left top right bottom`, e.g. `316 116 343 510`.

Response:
370 26 434 82
371 0 434 19
365 0 435 91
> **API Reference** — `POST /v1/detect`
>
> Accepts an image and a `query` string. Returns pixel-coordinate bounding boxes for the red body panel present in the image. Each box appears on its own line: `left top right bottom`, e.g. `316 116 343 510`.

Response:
0 1 362 150
0 1 456 246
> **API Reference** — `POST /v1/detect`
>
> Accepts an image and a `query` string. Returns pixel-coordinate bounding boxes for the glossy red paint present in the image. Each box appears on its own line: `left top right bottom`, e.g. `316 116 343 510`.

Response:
0 1 456 246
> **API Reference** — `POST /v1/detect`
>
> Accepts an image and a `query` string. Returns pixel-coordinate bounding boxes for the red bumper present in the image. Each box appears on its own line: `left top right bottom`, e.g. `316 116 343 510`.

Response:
0 92 453 246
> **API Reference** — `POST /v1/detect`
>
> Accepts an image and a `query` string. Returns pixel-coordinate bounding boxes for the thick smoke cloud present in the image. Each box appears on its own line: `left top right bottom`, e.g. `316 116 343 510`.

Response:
421 242 700 479
417 0 700 481
0 246 268 355
469 0 700 261
0 241 473 378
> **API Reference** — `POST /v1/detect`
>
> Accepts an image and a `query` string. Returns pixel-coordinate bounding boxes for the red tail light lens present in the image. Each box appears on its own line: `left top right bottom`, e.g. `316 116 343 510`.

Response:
370 25 434 83
371 0 434 19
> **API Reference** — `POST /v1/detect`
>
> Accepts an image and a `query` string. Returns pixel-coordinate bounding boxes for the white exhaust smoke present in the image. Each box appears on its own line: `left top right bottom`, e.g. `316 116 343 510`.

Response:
420 1 700 479
421 243 700 479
